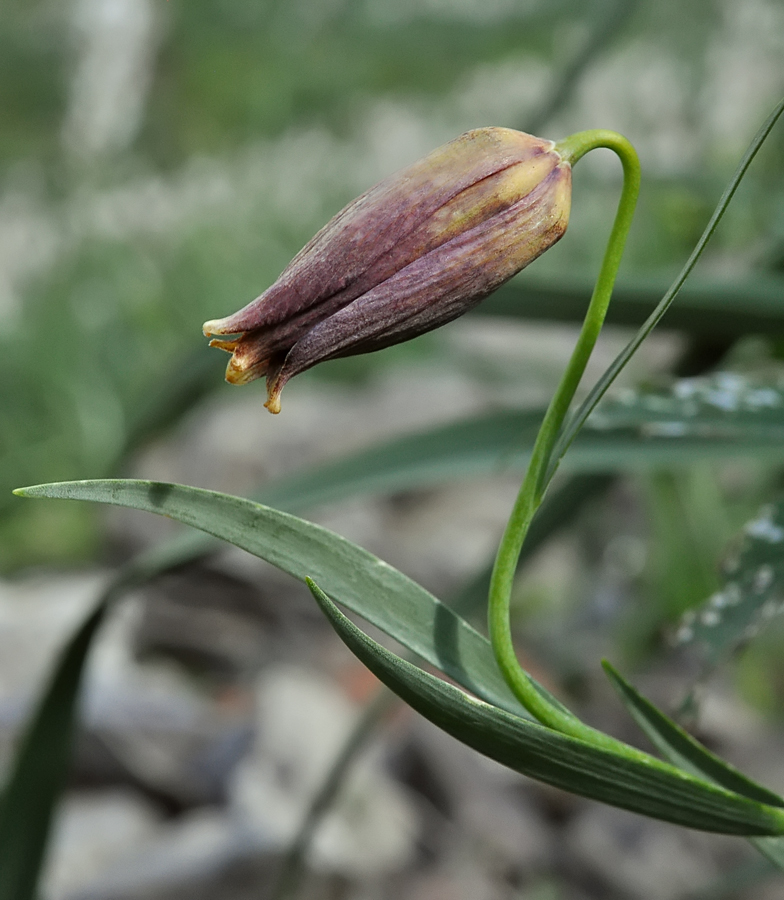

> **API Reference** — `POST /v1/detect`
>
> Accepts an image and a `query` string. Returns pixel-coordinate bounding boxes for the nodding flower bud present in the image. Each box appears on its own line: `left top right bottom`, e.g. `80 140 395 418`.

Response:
203 127 572 413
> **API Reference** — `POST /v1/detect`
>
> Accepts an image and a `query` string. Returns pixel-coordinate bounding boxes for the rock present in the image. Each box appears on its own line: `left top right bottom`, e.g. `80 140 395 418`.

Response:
0 572 106 777
229 664 417 879
565 805 747 900
401 716 555 875
42 788 162 900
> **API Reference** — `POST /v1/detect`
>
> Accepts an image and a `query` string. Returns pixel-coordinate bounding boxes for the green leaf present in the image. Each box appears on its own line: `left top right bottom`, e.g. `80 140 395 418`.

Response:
266 394 784 518
602 661 783 806
20 374 783 614
258 408 542 510
591 371 784 439
13 479 537 719
482 273 784 337
86 381 784 592
0 603 107 900
2 464 591 900
13 377 784 576
602 660 784 869
305 578 784 835
0 550 161 900
676 499 784 662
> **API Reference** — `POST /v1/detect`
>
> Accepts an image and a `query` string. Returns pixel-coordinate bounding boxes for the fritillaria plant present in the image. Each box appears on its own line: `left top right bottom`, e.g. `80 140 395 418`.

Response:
202 123 641 744
4 98 784 900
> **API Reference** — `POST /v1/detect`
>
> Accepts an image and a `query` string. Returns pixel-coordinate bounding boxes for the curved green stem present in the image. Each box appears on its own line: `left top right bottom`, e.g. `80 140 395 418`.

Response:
550 96 784 475
488 130 639 743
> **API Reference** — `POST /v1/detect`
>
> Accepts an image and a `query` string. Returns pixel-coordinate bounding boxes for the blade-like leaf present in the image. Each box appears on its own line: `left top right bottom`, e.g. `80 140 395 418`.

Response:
2 465 589 900
13 480 541 719
31 380 784 620
0 539 221 900
482 273 784 338
590 371 784 439
264 391 784 516
74 383 784 592
602 661 784 870
601 661 783 806
305 578 784 835
0 603 107 900
676 499 784 663
258 408 542 511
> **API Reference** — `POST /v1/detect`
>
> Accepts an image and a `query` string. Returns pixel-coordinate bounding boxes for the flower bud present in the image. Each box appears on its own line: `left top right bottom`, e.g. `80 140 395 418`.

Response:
203 127 571 413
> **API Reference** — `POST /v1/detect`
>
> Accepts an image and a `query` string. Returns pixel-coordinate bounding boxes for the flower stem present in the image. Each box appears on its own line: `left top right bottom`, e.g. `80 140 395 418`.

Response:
487 130 640 742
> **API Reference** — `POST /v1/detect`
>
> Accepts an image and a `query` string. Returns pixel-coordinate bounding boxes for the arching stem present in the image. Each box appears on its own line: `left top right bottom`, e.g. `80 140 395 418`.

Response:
488 130 640 744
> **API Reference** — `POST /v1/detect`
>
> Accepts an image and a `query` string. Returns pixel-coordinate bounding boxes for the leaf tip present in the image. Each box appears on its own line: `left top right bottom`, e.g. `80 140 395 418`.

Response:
12 481 89 500
602 658 627 680
305 576 329 603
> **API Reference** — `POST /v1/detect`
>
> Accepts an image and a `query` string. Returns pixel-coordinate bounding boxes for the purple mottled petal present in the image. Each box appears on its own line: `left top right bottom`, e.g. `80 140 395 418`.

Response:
266 166 570 405
205 129 556 336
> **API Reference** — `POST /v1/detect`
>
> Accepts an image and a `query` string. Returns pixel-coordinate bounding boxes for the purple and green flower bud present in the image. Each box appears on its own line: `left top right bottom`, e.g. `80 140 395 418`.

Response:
203 127 572 413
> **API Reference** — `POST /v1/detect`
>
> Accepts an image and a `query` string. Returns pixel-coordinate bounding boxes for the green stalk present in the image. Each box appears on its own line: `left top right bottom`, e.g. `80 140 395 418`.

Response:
550 96 784 473
487 130 640 745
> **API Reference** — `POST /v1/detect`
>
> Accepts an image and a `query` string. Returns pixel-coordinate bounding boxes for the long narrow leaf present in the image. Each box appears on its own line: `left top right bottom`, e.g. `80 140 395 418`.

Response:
14 480 784 836
263 395 784 516
0 603 106 900
601 662 783 806
1 468 592 900
482 273 784 337
602 661 784 870
14 480 536 719
305 579 784 835
64 386 784 591
677 499 784 663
